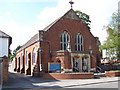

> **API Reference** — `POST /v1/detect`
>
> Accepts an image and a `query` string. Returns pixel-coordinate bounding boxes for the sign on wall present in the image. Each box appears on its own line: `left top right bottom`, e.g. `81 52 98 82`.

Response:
48 63 61 73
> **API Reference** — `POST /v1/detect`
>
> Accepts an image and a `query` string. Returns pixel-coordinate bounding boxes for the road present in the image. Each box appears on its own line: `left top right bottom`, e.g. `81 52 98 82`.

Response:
2 72 119 90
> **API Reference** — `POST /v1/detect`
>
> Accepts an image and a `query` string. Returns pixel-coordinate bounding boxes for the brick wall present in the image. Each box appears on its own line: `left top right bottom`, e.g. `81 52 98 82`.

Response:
15 13 101 75
43 18 101 70
43 73 94 79
105 71 120 77
2 57 8 83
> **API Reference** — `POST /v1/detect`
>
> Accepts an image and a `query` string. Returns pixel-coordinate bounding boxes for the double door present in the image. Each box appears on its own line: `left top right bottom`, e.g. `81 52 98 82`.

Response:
82 58 88 72
73 58 79 72
72 57 88 72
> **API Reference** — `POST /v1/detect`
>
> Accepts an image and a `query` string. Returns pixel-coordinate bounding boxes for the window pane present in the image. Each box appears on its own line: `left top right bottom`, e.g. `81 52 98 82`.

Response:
60 35 62 42
78 45 80 51
75 44 77 51
64 34 66 42
60 31 70 50
26 54 27 64
64 44 66 50
33 53 35 63
67 35 69 42
78 35 80 43
80 45 83 51
26 52 28 65
60 43 63 50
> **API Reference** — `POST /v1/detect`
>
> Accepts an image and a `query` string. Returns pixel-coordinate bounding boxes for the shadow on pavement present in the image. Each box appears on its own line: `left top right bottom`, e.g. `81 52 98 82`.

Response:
2 72 62 89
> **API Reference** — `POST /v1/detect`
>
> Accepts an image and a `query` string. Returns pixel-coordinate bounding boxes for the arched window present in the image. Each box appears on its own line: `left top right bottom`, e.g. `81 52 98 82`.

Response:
32 48 36 64
75 33 84 51
60 31 70 50
26 51 28 65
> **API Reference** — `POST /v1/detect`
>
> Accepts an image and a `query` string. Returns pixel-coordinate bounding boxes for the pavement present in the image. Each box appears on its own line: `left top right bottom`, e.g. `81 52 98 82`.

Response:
0 85 1 90
2 70 120 89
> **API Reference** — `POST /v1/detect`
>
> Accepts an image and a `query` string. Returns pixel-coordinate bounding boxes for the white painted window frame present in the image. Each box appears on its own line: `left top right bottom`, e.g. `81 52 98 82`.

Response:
75 33 84 51
32 48 36 64
60 31 70 50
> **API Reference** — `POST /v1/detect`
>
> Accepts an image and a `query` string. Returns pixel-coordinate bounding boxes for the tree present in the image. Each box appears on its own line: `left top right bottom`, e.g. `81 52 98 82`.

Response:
100 11 120 60
75 10 91 30
8 45 21 61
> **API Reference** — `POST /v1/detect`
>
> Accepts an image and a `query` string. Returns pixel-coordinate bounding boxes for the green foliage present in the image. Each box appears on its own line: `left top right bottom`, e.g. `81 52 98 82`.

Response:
8 45 21 61
100 11 120 60
75 10 91 30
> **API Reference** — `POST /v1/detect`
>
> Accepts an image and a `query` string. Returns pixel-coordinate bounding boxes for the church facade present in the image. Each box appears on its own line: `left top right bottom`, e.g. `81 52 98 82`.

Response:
13 8 101 77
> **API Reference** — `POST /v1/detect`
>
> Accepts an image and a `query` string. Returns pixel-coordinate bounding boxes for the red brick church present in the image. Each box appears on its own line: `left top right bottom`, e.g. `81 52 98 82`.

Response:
12 1 101 79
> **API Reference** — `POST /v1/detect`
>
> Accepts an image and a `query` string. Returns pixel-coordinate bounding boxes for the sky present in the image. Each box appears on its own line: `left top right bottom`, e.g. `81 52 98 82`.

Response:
0 0 119 51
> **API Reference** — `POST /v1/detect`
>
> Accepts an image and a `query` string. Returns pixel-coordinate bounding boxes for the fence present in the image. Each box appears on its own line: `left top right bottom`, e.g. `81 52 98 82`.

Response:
99 64 120 71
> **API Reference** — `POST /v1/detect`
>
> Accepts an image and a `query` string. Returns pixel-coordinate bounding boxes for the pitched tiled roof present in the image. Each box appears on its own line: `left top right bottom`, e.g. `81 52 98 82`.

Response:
17 33 39 52
0 30 12 46
42 9 80 31
17 18 60 52
0 30 11 38
43 18 61 31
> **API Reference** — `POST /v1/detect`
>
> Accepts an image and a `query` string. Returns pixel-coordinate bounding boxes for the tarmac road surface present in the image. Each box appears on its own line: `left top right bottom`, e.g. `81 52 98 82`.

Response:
2 71 119 90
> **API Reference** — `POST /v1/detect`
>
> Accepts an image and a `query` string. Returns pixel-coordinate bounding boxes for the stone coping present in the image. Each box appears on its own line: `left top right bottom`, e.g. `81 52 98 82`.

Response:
49 72 94 74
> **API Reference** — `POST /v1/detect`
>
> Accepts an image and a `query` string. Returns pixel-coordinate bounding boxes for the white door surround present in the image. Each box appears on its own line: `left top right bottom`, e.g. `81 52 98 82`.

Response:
71 53 90 72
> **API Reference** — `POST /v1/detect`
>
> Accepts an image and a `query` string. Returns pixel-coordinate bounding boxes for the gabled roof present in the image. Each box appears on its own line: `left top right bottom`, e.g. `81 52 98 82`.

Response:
62 9 80 20
43 9 80 31
17 33 39 52
17 9 83 52
0 30 11 38
43 18 61 31
0 30 12 46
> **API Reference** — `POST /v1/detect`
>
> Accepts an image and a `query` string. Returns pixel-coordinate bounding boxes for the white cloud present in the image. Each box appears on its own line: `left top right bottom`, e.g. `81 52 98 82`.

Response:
0 20 38 50
0 0 119 50
0 0 58 3
36 0 70 30
37 0 119 44
74 0 119 44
